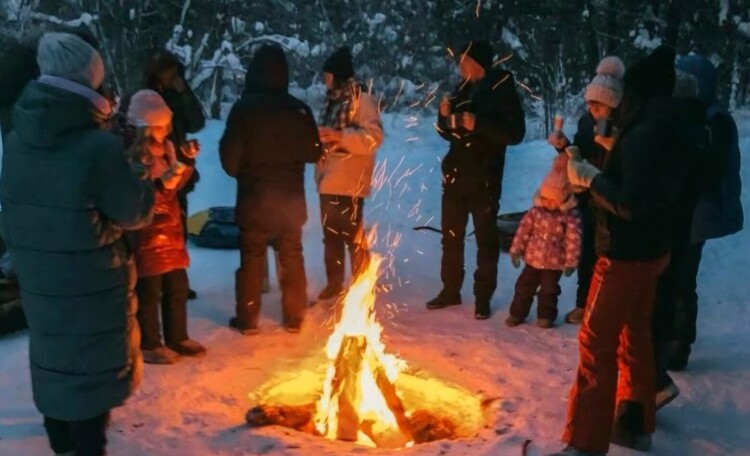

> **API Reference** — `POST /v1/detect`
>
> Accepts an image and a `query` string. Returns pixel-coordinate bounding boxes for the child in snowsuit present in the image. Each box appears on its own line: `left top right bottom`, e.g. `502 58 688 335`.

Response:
507 153 582 328
126 89 206 364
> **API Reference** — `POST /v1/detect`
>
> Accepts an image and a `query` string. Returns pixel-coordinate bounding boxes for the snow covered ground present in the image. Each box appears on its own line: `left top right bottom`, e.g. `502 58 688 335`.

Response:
1 113 749 455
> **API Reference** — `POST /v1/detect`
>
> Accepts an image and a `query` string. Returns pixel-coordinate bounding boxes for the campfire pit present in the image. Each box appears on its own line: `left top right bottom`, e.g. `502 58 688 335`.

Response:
246 253 487 448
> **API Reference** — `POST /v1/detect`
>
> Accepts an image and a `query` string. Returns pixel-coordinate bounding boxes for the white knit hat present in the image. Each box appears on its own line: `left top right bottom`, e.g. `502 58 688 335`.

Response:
127 90 173 127
584 56 625 108
36 32 105 90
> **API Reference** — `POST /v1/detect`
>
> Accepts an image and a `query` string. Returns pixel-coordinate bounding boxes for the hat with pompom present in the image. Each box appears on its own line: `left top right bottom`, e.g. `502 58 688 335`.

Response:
584 56 625 108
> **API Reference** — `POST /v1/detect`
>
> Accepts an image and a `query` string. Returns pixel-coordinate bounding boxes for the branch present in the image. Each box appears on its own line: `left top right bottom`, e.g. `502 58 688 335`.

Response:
28 11 98 27
179 0 191 25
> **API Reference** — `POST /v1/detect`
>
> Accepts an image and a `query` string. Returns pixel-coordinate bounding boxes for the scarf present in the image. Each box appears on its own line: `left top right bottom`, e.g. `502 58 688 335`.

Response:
320 78 361 131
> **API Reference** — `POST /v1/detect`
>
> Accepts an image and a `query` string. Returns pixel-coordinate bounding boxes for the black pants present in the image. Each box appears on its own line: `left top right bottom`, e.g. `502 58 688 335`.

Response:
136 269 189 350
653 241 703 386
509 265 563 320
440 188 500 300
575 203 597 309
44 413 110 456
236 225 306 328
320 194 369 286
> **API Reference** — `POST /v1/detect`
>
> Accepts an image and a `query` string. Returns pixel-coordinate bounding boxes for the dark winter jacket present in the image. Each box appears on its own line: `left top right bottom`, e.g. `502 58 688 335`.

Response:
219 45 322 229
126 137 192 279
589 97 687 260
677 54 743 243
0 80 154 421
437 69 526 198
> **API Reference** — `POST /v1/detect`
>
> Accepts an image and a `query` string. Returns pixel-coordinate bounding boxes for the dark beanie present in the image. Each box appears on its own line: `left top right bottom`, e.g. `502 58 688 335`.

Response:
624 45 676 100
459 40 493 70
323 47 354 82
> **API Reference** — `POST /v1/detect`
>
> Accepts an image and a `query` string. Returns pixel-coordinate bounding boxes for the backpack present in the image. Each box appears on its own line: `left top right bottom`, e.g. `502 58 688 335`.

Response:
188 206 240 249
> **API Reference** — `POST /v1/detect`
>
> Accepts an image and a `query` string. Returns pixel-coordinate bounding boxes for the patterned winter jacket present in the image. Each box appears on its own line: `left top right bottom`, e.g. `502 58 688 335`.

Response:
510 198 582 270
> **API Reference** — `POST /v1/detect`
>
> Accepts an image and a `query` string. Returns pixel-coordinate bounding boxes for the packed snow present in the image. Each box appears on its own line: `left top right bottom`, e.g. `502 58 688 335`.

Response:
1 113 749 455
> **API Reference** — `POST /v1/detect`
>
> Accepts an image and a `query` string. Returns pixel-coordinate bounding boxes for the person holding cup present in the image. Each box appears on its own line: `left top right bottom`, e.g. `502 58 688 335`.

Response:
548 55 625 325
428 40 526 320
126 89 206 364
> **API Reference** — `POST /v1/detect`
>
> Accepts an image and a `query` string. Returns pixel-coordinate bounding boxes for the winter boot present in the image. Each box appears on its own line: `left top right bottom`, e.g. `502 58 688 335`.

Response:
656 382 680 411
142 346 181 365
505 315 523 327
285 324 301 334
537 318 555 329
546 447 605 456
188 288 197 300
612 401 652 452
229 317 259 336
565 307 585 324
474 297 491 320
664 341 691 371
168 339 207 358
317 283 345 301
426 290 462 310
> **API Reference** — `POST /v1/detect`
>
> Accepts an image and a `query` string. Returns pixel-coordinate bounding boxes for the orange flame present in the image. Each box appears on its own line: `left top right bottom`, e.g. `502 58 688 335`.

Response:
313 252 412 447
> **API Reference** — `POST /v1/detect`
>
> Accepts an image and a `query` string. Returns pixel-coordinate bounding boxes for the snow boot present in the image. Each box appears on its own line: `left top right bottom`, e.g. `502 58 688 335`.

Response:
656 382 680 411
142 346 181 365
285 324 301 334
505 315 523 327
317 283 345 301
426 291 462 310
612 401 652 452
168 339 207 358
474 298 491 320
188 288 197 300
664 341 690 371
537 318 555 329
546 446 605 456
229 317 259 336
565 307 584 324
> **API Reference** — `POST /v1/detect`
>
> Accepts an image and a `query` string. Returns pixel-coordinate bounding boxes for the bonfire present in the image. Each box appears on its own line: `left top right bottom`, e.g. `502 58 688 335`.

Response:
246 251 485 448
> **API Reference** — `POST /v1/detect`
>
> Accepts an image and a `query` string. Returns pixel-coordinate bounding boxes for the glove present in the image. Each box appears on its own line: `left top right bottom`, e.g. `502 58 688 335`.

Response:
566 146 601 189
563 267 576 277
511 255 522 268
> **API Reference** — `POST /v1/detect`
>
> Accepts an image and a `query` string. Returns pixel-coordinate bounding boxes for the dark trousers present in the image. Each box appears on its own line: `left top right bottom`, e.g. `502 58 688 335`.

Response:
236 225 306 328
653 241 704 386
440 189 500 300
564 256 668 453
136 269 189 350
320 194 369 286
575 204 597 309
509 266 563 320
44 413 110 456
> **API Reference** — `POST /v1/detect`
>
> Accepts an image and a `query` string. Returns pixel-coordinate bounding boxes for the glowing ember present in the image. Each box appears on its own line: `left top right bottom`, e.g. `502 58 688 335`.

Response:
313 253 414 448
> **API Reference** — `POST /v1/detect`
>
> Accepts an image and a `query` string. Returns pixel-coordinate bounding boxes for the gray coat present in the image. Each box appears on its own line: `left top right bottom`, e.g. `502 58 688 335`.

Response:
0 80 154 421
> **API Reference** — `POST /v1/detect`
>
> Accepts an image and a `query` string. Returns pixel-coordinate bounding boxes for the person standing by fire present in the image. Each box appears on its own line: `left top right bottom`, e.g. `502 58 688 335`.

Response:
219 44 322 334
427 40 526 320
314 47 384 301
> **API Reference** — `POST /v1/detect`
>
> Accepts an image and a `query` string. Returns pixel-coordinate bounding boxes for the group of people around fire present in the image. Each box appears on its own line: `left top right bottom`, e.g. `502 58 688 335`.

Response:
0 22 743 456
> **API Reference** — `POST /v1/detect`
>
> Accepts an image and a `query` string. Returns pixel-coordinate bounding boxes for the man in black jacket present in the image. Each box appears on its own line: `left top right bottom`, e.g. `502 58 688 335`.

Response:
427 40 526 320
219 45 322 334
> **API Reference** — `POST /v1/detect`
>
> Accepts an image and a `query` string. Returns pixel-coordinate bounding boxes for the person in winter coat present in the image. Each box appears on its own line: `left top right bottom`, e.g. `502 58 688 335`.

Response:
0 32 154 456
315 47 384 300
548 56 625 325
660 54 745 371
427 40 526 320
651 70 709 411
125 89 206 365
219 44 322 334
507 153 582 328
548 46 687 456
120 49 206 300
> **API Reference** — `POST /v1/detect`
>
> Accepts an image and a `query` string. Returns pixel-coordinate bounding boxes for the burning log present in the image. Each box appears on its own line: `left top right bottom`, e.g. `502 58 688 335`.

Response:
245 403 316 434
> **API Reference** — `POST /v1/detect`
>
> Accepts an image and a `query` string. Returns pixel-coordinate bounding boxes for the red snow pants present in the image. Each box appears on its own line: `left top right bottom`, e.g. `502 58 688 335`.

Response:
563 255 669 453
